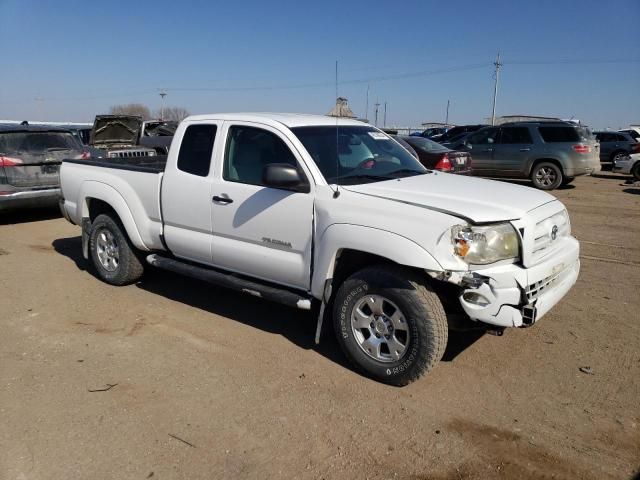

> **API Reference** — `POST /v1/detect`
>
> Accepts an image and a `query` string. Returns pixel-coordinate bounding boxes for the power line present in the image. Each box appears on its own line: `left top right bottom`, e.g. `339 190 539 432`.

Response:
503 58 640 65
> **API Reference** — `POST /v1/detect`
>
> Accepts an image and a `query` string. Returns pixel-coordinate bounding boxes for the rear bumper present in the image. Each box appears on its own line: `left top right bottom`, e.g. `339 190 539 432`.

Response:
612 157 635 174
565 165 599 177
0 188 61 211
458 236 580 328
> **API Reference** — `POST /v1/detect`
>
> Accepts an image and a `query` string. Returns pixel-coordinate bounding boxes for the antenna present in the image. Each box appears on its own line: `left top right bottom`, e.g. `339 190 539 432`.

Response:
383 102 387 128
365 83 369 123
333 60 340 198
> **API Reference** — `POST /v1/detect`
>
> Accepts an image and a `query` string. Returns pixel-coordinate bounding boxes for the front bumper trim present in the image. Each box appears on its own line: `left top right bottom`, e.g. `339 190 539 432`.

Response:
458 237 580 328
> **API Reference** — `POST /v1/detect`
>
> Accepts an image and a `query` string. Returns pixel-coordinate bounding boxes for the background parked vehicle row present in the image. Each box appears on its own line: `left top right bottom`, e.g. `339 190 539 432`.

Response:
447 121 599 190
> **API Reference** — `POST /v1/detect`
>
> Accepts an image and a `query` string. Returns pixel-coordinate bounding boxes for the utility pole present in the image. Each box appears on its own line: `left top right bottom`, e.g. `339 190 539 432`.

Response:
445 99 450 125
365 83 369 122
374 100 380 126
491 52 502 126
383 102 387 128
159 90 167 121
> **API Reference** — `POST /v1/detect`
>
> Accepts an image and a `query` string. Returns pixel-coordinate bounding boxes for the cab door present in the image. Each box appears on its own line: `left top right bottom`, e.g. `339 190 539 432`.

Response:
161 122 220 264
209 122 314 290
491 126 534 177
463 127 498 175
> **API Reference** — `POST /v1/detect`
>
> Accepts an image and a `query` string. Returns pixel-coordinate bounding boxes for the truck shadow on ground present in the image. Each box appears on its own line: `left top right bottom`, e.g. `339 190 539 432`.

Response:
0 206 61 225
52 235 482 372
493 178 576 190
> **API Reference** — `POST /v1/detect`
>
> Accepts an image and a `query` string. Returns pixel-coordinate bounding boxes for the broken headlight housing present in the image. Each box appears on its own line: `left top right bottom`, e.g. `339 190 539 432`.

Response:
451 223 519 265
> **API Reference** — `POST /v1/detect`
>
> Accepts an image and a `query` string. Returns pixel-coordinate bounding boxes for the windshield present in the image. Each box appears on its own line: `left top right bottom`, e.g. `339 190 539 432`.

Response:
291 126 427 184
403 136 449 153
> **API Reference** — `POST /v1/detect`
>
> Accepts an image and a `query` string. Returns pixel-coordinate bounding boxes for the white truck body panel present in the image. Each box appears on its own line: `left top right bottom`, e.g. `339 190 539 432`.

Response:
60 112 580 330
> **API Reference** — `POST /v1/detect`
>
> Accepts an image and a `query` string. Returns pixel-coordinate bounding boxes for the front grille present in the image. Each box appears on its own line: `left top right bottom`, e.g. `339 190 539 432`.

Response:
531 209 570 261
108 150 154 158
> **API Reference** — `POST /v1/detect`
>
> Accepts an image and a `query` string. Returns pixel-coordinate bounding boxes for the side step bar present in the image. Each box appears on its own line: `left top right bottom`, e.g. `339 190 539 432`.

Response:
146 254 312 310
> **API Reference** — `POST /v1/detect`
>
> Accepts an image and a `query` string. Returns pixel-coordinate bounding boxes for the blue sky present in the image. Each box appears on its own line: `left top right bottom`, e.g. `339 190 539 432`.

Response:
1 0 638 129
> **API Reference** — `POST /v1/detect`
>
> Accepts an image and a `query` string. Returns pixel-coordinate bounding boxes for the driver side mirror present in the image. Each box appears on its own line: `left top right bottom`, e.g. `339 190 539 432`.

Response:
262 163 309 193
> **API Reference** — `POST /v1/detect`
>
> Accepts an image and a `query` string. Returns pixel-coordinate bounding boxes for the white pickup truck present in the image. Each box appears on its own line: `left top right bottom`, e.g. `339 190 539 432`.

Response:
60 113 580 386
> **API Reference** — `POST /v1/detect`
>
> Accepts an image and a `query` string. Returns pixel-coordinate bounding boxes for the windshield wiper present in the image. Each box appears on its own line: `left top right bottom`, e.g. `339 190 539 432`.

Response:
387 168 431 177
335 174 393 184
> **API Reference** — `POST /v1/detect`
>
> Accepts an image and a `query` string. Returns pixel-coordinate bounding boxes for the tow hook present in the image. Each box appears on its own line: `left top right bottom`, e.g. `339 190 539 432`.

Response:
521 304 537 327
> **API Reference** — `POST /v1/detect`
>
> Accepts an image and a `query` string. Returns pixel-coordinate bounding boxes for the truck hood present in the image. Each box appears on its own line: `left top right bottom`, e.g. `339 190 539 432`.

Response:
343 172 557 223
91 115 142 146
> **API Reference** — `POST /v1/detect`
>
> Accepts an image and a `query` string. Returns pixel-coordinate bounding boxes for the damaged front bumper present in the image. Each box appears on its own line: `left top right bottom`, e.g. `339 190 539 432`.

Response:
447 236 580 328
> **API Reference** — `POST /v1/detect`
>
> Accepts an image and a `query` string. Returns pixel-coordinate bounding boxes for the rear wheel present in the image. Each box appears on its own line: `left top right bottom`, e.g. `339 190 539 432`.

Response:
333 265 448 386
531 162 563 190
89 214 144 286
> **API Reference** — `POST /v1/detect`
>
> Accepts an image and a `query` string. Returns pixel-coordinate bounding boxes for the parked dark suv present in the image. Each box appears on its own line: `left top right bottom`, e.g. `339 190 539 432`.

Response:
0 126 87 211
593 131 639 163
450 121 600 190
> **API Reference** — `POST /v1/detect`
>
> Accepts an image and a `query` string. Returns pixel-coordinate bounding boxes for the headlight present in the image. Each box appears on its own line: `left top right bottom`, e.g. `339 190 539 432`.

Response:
451 223 519 265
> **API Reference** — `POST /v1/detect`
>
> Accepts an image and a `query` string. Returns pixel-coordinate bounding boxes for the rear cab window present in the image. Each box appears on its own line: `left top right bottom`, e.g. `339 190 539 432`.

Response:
177 124 217 176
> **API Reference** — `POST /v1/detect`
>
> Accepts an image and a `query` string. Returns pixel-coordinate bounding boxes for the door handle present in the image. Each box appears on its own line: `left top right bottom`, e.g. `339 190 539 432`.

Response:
482 148 494 152
519 148 531 152
212 195 233 204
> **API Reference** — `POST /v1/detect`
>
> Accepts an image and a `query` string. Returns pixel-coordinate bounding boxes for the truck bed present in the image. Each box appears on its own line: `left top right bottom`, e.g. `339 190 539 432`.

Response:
60 156 167 251
64 155 168 173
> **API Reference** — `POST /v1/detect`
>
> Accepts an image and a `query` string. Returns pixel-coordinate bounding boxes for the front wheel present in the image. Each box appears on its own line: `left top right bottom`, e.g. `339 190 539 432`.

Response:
531 162 563 190
333 266 448 386
89 213 144 286
632 162 640 182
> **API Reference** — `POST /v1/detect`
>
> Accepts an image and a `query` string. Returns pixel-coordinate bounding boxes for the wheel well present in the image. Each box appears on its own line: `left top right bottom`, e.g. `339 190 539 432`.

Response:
529 158 564 176
332 249 395 287
87 198 119 223
609 149 626 160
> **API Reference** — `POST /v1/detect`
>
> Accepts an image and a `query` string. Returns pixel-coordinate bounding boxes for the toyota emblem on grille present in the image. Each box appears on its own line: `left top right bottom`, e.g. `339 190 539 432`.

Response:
551 225 558 241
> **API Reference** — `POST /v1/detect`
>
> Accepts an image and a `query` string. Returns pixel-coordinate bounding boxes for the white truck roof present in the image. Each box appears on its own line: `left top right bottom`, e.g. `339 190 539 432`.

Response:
184 113 367 128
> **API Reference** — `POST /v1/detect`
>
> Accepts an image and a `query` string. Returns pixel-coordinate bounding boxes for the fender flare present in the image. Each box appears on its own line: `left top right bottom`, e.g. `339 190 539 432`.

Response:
311 223 443 298
78 181 148 251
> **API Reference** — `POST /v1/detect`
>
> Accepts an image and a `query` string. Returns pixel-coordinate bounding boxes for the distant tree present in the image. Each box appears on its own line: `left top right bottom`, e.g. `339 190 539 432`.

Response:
109 103 151 119
155 106 191 122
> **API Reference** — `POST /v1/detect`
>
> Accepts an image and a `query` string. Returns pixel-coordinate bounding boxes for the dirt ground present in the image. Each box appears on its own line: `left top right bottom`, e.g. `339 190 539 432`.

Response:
1 173 639 480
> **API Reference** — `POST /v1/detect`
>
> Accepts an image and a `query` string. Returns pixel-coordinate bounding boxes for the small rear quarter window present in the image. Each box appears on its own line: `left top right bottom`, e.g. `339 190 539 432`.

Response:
177 124 217 177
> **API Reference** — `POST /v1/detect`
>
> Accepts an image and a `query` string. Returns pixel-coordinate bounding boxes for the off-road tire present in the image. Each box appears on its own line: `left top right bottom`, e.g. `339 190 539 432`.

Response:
89 213 144 286
333 265 448 386
531 162 563 190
